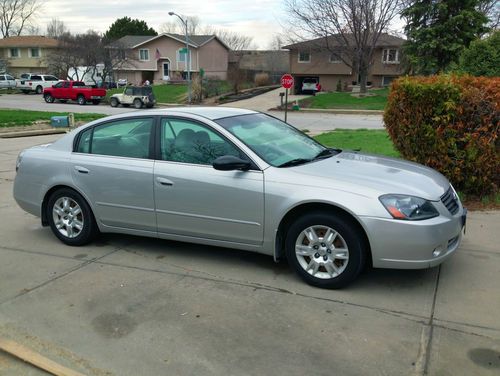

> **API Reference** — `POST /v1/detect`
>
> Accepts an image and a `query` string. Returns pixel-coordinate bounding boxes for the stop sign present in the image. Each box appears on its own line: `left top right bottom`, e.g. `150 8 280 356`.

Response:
281 74 294 89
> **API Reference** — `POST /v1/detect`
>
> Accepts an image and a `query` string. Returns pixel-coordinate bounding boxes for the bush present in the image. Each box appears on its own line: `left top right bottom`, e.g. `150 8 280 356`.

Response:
458 31 500 77
254 73 270 87
384 75 499 196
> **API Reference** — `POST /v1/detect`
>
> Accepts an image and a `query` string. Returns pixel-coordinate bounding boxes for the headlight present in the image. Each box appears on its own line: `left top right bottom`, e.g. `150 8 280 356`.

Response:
15 151 25 172
379 194 439 220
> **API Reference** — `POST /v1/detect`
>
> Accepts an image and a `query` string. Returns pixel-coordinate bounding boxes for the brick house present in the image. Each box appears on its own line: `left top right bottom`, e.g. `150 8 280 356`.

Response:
0 36 59 76
110 33 230 85
282 33 405 92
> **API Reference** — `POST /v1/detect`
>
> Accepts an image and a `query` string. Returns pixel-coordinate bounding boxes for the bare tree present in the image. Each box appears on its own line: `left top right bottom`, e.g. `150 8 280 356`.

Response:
46 31 133 85
0 0 39 37
160 15 201 35
478 0 499 30
202 26 254 50
159 21 179 34
46 18 68 39
285 0 403 93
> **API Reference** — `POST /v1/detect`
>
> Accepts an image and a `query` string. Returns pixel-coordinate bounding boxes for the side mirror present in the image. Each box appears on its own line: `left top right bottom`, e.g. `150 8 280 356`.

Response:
213 155 251 171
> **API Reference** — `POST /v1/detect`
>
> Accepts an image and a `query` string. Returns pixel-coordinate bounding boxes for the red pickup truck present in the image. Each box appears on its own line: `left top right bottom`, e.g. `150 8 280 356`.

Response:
43 80 106 105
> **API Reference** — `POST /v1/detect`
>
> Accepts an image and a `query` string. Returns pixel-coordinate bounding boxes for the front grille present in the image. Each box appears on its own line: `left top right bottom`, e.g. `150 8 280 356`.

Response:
441 186 459 215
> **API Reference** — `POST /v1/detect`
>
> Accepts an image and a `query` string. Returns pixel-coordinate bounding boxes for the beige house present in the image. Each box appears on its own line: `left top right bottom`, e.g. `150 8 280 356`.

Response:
111 33 230 85
0 36 59 76
282 34 405 92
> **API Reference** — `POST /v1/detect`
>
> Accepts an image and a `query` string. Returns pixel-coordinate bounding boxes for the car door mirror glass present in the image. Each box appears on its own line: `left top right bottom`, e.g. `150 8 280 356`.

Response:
213 155 251 171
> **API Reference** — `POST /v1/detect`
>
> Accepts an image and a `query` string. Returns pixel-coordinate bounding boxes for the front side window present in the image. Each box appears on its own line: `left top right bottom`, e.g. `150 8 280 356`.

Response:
216 113 326 167
139 49 149 61
9 48 20 58
76 118 153 159
383 49 399 64
160 118 240 165
298 51 311 63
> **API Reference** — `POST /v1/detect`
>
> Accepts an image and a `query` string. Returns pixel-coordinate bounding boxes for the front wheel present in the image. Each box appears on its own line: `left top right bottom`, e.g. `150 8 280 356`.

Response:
285 212 366 289
133 98 143 109
44 94 54 103
77 95 86 105
47 189 97 246
110 97 119 107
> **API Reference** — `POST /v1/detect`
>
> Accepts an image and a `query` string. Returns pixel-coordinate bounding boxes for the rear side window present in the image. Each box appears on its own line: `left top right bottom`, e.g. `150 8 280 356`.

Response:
44 75 58 81
31 75 41 81
75 118 154 159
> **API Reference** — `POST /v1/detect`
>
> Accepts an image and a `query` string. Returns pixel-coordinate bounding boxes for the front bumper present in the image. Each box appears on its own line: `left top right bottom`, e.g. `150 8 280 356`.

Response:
360 207 466 269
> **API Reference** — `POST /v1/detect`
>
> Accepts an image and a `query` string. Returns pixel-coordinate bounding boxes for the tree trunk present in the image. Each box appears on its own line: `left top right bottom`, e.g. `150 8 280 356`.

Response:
359 67 368 94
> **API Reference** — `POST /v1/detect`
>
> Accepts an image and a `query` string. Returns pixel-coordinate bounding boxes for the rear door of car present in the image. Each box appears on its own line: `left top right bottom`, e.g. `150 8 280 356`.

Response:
153 116 265 245
71 116 157 233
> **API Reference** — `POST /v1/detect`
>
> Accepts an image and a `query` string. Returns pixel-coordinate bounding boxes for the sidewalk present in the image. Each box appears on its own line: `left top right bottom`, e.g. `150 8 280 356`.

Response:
220 87 309 112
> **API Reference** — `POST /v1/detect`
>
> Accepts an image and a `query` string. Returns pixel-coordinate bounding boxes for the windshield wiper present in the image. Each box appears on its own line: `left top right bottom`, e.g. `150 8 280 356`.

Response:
277 158 312 168
313 148 340 161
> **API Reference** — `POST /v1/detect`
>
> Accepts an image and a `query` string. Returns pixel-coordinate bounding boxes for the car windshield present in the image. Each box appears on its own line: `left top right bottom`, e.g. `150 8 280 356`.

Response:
216 113 334 167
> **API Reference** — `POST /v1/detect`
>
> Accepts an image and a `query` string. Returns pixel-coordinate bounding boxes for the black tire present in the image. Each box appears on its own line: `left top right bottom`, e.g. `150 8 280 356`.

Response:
285 211 366 289
92 99 100 105
44 93 54 103
47 188 98 246
110 97 119 107
77 95 86 105
35 85 43 94
133 98 142 109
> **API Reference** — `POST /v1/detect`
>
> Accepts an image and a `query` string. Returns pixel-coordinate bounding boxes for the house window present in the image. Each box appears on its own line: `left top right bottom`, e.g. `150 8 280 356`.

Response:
298 51 310 63
176 48 190 63
9 48 20 58
382 49 399 64
139 49 150 61
329 50 342 63
29 48 40 58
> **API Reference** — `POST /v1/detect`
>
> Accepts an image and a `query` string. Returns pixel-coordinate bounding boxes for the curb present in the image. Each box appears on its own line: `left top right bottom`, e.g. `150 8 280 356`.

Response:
268 108 384 115
0 128 68 138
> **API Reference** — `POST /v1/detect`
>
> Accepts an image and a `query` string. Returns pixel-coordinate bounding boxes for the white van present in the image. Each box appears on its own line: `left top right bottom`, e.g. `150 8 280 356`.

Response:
0 74 16 89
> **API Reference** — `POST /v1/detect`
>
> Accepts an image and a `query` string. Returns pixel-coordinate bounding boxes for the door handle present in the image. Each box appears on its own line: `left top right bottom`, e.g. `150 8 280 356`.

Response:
74 166 89 174
156 177 174 186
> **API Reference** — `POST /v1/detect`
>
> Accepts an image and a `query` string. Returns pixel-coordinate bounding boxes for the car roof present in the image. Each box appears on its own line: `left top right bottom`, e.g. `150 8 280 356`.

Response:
132 106 259 121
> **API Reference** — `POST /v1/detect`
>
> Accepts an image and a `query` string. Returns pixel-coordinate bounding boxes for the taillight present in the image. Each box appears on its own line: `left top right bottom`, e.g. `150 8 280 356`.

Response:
29 82 32 86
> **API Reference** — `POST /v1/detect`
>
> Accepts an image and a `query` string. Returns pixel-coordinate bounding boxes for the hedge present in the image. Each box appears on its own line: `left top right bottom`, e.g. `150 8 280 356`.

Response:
384 75 499 196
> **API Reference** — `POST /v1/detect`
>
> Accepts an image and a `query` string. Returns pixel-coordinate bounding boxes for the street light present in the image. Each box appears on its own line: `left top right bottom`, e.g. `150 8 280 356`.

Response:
168 11 191 104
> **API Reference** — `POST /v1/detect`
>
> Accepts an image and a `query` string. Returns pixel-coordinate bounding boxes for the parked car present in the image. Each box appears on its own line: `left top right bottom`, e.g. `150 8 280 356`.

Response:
13 108 466 288
0 73 16 89
43 80 106 105
110 86 156 109
16 74 60 94
301 77 321 94
117 78 128 87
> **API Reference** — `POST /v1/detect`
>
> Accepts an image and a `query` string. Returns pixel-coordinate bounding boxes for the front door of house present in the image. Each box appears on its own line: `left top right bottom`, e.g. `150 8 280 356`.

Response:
163 62 170 80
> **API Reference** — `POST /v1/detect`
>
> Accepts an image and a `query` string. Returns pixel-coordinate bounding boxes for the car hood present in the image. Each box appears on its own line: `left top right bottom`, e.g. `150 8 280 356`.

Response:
279 151 449 200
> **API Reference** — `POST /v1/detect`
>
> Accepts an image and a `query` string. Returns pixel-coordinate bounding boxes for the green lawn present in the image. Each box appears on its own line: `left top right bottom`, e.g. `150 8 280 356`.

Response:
302 88 389 110
314 128 399 157
106 84 188 104
0 109 105 127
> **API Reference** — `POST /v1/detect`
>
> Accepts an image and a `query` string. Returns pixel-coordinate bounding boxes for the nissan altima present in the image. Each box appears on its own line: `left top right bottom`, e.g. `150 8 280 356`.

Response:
13 107 466 288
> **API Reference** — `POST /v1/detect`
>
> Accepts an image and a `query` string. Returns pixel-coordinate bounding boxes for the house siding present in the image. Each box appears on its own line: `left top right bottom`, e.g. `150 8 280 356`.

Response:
0 47 56 76
198 39 228 80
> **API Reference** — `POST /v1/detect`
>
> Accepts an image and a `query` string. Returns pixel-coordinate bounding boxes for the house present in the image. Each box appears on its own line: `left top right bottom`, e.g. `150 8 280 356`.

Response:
229 50 289 84
282 33 405 92
110 33 230 85
0 36 59 76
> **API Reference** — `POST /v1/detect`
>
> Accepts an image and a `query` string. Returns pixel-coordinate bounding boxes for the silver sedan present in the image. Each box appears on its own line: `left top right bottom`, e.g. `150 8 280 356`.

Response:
13 107 466 288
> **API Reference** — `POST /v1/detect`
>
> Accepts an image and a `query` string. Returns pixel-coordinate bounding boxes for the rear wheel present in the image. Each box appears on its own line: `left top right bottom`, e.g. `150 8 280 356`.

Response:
133 98 142 109
77 95 86 105
47 188 98 246
110 97 119 107
44 94 54 103
35 85 43 94
285 212 366 289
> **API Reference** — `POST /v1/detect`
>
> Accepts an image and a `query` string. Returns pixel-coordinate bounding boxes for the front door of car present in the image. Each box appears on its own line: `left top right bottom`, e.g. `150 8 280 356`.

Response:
122 87 134 104
71 117 156 233
154 117 264 245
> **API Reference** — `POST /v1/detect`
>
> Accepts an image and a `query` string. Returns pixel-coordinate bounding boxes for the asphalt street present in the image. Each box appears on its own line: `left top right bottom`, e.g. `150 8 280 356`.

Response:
0 92 384 133
0 135 499 375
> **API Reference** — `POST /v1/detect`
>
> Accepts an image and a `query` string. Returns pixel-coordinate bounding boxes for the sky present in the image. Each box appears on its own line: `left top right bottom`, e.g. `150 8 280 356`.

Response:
36 0 287 49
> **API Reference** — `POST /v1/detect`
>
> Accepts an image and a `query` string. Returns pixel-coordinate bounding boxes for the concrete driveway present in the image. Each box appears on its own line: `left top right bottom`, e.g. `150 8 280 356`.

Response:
1 137 499 375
